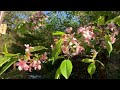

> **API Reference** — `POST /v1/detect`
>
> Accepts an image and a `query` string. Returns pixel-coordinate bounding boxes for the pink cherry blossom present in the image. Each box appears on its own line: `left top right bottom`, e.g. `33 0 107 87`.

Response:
106 22 116 31
50 45 54 49
77 27 86 34
23 64 29 71
24 44 29 48
113 29 119 35
25 48 29 52
71 38 77 44
62 34 68 39
90 49 97 53
100 41 106 49
77 45 85 53
37 65 41 70
82 30 95 40
16 59 29 71
66 27 73 33
24 44 34 52
71 44 85 56
28 64 32 72
110 36 116 44
68 33 75 38
63 40 68 46
40 52 48 61
62 45 69 55
25 52 32 60
77 26 95 45
32 60 41 70
54 38 58 42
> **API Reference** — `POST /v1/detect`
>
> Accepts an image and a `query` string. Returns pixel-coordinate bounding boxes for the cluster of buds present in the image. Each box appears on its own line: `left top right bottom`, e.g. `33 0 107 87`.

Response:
16 59 42 72
77 26 95 45
107 22 119 44
51 22 120 58
16 44 48 72
61 33 85 56
100 22 119 48
52 27 85 57
26 11 48 30
76 22 119 49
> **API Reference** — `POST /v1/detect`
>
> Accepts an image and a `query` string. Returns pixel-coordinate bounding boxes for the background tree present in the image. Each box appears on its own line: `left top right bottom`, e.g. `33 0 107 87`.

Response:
0 11 120 79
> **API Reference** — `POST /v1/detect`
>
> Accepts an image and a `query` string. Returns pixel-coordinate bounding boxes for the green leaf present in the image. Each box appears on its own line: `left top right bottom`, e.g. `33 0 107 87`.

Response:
97 16 105 25
3 43 8 53
113 16 120 26
60 60 73 79
95 60 104 67
29 46 47 52
87 62 96 78
105 35 112 56
4 53 19 57
17 23 24 29
17 23 26 34
52 31 65 36
52 39 63 64
57 56 64 59
55 68 61 79
0 58 18 76
0 52 19 57
82 59 94 63
105 19 113 24
105 40 112 56
48 57 54 61
105 34 111 41
0 57 11 67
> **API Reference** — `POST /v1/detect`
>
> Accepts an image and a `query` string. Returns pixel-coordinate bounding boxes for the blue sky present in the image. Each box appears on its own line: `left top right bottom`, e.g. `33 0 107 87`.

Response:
44 11 79 22
44 11 67 17
16 11 80 25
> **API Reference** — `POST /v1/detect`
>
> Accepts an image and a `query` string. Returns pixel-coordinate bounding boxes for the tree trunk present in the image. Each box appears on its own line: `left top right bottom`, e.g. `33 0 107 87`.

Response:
0 11 5 25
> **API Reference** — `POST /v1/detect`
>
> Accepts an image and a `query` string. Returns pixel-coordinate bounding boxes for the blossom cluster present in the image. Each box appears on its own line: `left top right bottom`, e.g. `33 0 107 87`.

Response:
16 44 48 72
77 22 119 49
77 26 95 45
51 22 119 58
26 11 48 30
52 27 85 57
97 22 119 48
106 22 119 44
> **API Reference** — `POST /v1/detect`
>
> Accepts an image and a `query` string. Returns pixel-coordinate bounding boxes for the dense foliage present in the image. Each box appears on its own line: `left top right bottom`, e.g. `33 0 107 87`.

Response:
0 11 120 79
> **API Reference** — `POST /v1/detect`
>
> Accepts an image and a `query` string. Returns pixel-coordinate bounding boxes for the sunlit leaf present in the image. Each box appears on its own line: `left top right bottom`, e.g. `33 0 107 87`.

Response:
29 46 47 52
0 52 19 57
97 16 105 25
105 40 112 56
105 35 112 56
55 67 61 79
52 31 65 36
52 39 63 64
105 34 111 41
16 23 27 34
60 60 73 79
105 19 113 24
87 62 96 78
4 53 19 57
95 60 104 67
0 57 11 67
3 43 8 54
113 15 120 26
82 59 94 63
0 58 18 76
